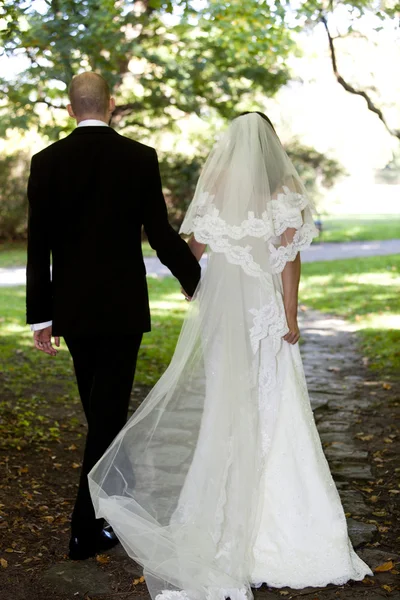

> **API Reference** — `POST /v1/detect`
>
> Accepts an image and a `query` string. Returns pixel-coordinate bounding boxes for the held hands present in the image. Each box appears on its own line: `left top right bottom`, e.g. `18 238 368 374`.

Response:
33 326 60 356
283 313 300 345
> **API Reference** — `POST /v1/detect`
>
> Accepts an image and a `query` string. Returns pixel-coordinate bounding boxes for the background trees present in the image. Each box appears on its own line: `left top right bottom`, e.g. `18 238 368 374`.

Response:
0 0 398 238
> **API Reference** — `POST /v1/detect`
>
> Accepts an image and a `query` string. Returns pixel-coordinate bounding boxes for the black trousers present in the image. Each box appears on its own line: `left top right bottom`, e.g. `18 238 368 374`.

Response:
64 333 143 538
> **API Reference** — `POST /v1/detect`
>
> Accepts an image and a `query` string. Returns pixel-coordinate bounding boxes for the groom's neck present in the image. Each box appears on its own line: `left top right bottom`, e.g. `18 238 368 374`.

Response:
76 114 109 125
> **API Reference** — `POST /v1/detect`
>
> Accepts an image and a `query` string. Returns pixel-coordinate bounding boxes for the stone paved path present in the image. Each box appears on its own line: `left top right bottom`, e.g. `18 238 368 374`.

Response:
1 239 399 287
40 308 400 599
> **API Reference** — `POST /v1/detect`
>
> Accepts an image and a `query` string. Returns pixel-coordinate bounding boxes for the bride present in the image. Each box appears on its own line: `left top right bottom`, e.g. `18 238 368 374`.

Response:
88 112 373 600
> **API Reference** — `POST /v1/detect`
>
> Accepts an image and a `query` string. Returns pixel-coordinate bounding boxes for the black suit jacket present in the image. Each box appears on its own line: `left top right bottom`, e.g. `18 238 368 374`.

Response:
26 126 201 336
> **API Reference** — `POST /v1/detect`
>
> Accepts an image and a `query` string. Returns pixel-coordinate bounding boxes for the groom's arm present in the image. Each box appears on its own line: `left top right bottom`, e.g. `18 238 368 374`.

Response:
142 150 201 297
26 153 53 326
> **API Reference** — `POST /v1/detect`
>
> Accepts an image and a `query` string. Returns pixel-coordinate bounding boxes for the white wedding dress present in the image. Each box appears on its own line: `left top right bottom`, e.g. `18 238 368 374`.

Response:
88 114 373 600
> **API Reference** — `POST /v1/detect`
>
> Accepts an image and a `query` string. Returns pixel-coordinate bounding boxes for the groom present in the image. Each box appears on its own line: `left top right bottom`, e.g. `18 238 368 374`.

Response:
26 72 201 560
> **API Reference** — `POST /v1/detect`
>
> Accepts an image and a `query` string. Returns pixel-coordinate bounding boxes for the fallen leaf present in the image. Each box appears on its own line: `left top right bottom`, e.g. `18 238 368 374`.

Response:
369 495 379 503
68 444 77 451
96 554 110 564
139 576 145 583
72 463 80 469
356 433 374 441
42 516 54 523
5 548 14 553
0 558 7 568
278 593 289 597
384 437 393 444
382 383 392 390
374 560 394 572
389 489 400 494
382 585 394 592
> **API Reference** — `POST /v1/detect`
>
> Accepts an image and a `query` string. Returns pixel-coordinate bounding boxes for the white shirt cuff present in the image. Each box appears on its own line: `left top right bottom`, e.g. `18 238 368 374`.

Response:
30 321 53 331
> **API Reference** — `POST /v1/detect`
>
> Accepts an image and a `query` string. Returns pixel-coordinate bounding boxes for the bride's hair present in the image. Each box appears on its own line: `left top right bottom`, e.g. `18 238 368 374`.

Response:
238 111 276 133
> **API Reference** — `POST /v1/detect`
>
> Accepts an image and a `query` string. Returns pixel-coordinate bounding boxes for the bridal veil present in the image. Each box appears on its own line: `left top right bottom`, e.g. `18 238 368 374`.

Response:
87 114 358 600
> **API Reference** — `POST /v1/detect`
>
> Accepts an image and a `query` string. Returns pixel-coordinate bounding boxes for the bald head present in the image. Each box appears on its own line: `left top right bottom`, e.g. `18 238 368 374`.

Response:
68 72 113 121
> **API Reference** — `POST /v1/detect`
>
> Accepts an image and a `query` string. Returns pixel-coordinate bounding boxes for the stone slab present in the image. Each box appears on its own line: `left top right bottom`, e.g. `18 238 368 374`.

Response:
338 490 370 516
42 561 112 596
347 518 377 547
327 398 373 411
330 462 373 480
319 432 355 445
323 443 368 461
356 547 400 569
316 420 352 433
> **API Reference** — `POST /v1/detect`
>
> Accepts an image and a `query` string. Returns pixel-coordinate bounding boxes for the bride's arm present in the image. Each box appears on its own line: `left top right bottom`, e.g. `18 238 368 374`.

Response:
280 228 301 345
188 235 207 262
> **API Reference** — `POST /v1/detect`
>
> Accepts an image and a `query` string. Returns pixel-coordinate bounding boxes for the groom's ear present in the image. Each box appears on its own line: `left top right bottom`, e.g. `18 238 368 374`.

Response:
67 104 75 119
109 97 116 113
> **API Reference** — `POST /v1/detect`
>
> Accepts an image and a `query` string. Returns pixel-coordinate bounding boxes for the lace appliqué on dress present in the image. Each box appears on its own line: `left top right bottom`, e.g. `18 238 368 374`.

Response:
249 296 288 456
249 297 289 355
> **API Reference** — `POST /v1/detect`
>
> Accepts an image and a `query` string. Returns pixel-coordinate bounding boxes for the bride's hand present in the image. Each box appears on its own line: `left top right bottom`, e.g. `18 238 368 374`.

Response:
283 314 300 345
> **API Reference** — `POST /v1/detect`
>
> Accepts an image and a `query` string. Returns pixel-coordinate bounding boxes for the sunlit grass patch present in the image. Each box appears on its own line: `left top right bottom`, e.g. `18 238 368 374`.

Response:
301 254 400 377
319 214 400 243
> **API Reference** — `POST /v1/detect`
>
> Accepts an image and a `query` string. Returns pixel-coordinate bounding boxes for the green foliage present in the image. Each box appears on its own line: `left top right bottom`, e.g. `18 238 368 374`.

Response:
1 0 397 140
0 152 30 240
158 152 204 226
288 140 346 199
0 0 295 138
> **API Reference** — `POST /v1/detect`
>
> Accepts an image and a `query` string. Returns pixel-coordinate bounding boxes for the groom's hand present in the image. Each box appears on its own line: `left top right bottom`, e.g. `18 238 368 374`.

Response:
33 326 60 356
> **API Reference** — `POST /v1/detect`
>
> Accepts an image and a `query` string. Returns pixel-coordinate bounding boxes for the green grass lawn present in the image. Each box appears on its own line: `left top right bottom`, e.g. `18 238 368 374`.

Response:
1 253 398 446
300 254 400 377
318 214 400 243
0 277 186 447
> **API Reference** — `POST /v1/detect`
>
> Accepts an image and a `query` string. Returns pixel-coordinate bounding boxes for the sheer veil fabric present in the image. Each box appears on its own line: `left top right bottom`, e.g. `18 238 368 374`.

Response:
88 114 373 600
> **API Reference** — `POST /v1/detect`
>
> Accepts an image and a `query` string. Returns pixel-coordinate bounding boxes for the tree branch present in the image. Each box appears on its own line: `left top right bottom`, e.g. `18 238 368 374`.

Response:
112 102 145 118
321 15 400 141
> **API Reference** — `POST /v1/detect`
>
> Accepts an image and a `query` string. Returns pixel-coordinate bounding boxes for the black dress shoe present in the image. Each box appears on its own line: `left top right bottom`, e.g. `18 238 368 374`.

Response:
96 525 120 553
68 525 120 560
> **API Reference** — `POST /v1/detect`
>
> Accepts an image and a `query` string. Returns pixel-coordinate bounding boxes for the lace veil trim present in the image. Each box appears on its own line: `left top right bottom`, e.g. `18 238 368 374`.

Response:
188 189 319 275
